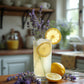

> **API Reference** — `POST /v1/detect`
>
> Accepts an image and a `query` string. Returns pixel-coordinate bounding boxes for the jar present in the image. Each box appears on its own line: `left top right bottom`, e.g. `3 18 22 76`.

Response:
7 29 19 50
26 29 35 49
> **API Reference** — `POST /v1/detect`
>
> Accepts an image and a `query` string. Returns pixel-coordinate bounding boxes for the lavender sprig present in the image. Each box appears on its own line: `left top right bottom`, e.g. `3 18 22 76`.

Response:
27 6 50 39
62 73 76 81
7 71 41 84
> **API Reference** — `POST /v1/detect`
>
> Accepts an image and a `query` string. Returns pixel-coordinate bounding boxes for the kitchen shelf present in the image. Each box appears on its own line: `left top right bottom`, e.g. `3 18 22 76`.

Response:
0 5 54 29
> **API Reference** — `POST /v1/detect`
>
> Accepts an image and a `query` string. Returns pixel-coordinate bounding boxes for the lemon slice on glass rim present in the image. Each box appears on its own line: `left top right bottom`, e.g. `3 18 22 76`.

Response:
45 28 61 44
37 42 51 57
46 73 62 82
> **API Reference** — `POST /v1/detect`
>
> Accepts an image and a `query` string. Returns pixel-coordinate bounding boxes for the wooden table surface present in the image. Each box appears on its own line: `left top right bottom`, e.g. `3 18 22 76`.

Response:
0 71 84 84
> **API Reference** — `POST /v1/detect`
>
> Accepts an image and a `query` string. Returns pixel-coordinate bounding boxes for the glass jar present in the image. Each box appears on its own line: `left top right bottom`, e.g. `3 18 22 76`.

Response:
7 29 19 50
26 29 35 49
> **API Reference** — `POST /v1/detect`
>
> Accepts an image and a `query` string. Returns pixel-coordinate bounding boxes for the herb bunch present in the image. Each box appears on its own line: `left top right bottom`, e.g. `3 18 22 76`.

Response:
7 71 41 84
6 71 77 84
50 20 72 41
27 6 50 39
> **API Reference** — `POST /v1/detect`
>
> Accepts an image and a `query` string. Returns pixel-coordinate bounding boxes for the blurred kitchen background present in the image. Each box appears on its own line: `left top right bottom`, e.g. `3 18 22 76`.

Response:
1 0 84 76
0 0 84 51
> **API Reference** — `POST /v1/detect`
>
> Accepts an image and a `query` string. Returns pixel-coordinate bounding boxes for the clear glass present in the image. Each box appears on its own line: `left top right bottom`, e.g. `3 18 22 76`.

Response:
33 38 52 77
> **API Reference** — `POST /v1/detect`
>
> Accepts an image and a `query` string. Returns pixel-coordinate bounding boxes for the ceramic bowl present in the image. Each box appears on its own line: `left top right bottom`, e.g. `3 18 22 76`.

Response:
23 4 32 8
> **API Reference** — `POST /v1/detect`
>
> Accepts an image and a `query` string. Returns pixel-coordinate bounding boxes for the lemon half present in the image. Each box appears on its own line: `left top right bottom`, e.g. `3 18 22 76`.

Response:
45 28 61 44
46 73 62 82
37 42 51 57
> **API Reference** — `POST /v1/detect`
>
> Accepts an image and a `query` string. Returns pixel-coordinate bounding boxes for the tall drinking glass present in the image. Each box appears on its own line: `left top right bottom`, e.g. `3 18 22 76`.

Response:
33 38 52 78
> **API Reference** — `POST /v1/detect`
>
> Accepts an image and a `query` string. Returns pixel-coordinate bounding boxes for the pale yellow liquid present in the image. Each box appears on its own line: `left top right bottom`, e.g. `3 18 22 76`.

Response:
7 40 19 50
33 39 52 77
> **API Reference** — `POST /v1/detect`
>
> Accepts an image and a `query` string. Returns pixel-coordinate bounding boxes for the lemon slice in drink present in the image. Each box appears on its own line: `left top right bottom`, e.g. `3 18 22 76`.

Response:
37 42 51 57
45 28 61 44
46 73 62 82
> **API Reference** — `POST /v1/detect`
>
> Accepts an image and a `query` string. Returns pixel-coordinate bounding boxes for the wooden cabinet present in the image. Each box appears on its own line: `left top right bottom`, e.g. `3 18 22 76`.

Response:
76 58 84 73
0 54 33 75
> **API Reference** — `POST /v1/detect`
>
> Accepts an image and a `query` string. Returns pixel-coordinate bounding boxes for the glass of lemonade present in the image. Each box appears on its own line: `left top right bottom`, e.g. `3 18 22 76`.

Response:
33 38 52 77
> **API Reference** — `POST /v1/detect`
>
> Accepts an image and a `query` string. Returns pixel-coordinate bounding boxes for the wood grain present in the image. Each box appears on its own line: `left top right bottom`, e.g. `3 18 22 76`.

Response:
0 49 72 56
0 5 54 16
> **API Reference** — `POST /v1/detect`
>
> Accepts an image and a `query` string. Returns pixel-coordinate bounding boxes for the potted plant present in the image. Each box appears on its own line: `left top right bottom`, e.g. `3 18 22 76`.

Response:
50 20 73 50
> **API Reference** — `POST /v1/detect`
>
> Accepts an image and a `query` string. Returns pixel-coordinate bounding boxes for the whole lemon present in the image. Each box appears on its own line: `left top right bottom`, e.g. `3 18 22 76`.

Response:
51 62 65 76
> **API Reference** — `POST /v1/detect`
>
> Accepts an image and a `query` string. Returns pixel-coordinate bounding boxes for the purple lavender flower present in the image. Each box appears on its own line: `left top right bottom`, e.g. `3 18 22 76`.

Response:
37 79 41 84
14 80 20 84
7 77 11 81
32 21 36 28
13 76 16 79
29 13 32 17
25 80 31 84
32 9 35 15
16 74 19 77
39 6 43 12
18 77 22 81
47 20 50 26
45 27 48 30
38 24 41 30
27 6 50 39
62 74 68 80
41 20 44 25
70 76 76 81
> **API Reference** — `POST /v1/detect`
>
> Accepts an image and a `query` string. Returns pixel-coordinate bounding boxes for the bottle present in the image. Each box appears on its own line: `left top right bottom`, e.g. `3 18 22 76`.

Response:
26 29 35 49
7 29 19 50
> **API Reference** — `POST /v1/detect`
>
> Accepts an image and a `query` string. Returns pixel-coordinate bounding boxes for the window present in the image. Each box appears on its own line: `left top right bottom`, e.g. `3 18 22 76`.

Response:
83 0 84 37
66 0 79 37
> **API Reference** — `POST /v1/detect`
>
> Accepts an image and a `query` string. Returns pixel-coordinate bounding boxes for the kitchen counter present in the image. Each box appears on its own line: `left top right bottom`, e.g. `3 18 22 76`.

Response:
0 49 33 55
0 49 72 56
53 51 84 59
0 71 84 84
0 49 84 59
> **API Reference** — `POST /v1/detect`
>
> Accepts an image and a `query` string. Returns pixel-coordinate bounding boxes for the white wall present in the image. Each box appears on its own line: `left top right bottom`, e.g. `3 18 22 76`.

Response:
0 16 28 41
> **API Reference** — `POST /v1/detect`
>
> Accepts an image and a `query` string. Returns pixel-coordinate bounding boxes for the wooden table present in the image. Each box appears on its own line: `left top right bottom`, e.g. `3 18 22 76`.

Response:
0 71 84 84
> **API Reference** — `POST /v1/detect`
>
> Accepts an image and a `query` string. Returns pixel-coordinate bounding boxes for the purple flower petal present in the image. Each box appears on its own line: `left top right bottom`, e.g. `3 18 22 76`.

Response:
29 13 32 16
71 76 76 81
39 6 43 12
7 77 11 81
32 9 35 15
25 80 31 84
14 81 20 84
37 79 41 84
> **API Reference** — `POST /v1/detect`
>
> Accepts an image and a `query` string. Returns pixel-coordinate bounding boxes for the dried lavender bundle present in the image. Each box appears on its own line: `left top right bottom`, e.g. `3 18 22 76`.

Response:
27 6 50 40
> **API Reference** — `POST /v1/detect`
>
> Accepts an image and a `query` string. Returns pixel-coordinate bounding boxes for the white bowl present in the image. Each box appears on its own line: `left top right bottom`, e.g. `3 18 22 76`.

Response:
23 4 32 8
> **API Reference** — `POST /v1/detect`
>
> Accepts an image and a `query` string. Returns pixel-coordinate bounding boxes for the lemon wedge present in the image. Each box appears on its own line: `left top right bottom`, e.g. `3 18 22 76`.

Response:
45 28 61 44
37 42 51 57
46 73 62 82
